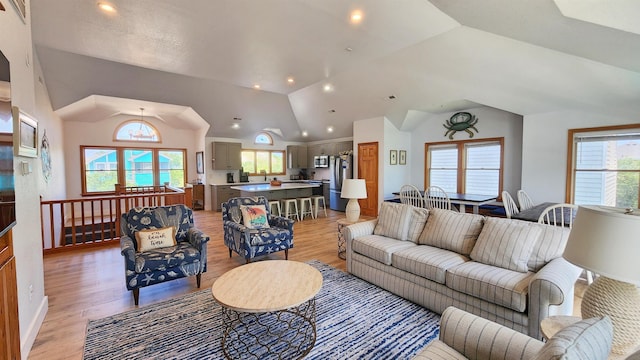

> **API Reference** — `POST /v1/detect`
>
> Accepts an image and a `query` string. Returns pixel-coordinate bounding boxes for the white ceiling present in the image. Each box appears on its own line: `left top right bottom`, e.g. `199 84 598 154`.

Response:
30 0 640 141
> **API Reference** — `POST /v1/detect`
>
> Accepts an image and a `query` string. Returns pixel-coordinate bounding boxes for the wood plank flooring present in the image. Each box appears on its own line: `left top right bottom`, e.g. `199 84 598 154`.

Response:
28 209 586 359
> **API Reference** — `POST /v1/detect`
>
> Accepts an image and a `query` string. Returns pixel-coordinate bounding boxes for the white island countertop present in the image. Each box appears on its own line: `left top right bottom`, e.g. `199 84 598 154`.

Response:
230 182 320 192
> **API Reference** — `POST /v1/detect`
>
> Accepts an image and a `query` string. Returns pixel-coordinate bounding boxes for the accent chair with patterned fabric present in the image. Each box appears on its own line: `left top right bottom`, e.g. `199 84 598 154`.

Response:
120 205 209 305
222 196 294 263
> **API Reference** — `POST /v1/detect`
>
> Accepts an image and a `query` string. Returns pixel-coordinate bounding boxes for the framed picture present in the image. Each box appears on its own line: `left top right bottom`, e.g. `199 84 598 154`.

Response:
399 150 406 165
196 151 204 174
9 0 25 23
390 150 397 165
12 106 38 158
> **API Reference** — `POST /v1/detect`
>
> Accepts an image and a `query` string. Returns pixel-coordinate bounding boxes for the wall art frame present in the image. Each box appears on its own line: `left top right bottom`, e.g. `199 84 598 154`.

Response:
399 150 406 165
12 106 38 158
196 151 204 174
390 150 397 165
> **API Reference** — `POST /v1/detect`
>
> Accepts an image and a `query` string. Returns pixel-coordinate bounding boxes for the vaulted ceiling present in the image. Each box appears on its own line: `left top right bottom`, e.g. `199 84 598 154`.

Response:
31 0 640 141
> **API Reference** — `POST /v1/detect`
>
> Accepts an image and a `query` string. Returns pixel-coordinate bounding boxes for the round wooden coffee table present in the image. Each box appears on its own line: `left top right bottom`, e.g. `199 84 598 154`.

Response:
211 260 323 359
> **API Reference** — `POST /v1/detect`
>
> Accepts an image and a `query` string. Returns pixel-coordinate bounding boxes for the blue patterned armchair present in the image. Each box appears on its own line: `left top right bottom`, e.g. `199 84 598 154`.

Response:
222 196 294 263
119 205 209 305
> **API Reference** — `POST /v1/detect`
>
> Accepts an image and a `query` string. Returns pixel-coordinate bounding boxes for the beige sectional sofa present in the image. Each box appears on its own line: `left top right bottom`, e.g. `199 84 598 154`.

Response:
344 202 582 340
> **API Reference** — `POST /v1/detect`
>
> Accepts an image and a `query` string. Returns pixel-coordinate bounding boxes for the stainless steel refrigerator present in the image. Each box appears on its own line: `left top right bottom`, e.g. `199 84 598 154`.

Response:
329 154 353 211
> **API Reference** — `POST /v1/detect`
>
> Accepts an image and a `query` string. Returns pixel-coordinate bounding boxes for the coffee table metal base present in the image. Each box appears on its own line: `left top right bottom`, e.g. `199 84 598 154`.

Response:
220 298 317 360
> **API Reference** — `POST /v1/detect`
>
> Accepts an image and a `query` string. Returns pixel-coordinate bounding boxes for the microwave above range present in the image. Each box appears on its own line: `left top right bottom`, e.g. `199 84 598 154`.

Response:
313 155 329 168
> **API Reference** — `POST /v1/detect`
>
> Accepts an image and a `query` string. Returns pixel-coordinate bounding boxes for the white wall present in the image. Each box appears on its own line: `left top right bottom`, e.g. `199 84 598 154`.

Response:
522 110 638 203
353 117 385 211
383 119 412 199
62 116 202 198
410 106 523 196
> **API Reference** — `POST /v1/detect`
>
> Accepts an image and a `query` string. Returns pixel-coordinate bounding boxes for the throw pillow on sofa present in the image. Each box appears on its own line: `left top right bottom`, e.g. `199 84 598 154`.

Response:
417 208 484 255
470 217 542 272
374 202 412 241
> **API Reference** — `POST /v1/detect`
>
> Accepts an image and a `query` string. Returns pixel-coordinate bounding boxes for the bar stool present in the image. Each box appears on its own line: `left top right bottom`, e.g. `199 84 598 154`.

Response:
268 200 281 217
311 195 327 218
281 198 300 221
298 197 314 220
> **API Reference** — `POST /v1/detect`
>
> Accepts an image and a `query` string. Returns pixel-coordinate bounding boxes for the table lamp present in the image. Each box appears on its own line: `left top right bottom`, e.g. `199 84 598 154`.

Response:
341 179 367 222
562 205 640 354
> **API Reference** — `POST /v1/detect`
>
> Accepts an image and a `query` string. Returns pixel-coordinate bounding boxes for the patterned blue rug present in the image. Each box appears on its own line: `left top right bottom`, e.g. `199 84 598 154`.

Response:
83 260 439 359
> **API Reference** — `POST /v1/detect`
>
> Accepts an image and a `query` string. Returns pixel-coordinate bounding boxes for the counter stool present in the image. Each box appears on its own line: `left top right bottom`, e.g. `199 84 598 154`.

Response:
281 198 300 221
311 195 327 218
268 200 282 217
298 197 314 220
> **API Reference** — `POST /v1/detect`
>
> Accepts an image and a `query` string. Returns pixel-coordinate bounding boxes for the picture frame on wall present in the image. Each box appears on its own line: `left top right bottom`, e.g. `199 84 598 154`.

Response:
390 150 397 165
196 151 204 174
399 150 406 165
12 106 38 158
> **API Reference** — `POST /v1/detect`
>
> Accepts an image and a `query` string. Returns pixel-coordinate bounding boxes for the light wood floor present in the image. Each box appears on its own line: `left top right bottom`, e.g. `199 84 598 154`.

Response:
28 209 586 359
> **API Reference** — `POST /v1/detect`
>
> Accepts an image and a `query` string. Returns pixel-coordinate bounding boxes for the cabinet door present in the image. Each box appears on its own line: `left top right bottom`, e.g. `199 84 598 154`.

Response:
336 141 353 153
213 142 229 170
298 146 308 168
286 145 298 169
307 144 319 166
321 143 336 156
227 143 242 170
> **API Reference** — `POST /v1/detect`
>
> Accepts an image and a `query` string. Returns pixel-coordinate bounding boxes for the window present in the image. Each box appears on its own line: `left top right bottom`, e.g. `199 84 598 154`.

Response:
241 149 285 175
567 125 640 208
425 138 503 196
81 146 186 195
114 120 161 142
254 132 273 145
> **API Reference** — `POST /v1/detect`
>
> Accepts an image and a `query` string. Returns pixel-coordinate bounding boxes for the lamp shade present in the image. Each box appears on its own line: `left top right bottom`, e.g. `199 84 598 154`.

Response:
563 205 640 286
341 179 367 199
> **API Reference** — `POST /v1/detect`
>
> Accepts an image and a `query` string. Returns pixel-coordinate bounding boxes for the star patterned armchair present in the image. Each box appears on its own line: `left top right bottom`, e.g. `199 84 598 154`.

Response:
222 196 294 263
119 205 209 305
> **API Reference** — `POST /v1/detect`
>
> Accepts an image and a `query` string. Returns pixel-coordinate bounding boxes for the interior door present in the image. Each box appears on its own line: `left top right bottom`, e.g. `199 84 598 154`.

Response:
357 142 379 217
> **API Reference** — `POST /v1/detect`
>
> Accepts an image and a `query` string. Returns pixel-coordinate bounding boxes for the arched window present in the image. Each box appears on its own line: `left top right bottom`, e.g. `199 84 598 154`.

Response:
114 120 161 142
254 132 273 145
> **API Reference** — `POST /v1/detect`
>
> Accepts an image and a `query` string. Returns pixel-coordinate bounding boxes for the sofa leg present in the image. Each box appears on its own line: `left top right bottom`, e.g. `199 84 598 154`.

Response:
132 288 139 306
196 273 201 288
285 249 289 260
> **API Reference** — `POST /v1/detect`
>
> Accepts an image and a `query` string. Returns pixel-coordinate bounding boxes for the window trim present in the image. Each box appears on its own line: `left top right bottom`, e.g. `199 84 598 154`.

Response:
565 123 640 203
424 137 504 197
113 119 162 143
81 145 187 196
241 148 286 176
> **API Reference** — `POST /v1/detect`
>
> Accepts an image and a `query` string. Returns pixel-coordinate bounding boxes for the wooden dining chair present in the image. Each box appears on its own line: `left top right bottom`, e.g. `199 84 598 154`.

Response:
424 186 452 211
399 184 424 208
501 191 519 219
516 189 534 211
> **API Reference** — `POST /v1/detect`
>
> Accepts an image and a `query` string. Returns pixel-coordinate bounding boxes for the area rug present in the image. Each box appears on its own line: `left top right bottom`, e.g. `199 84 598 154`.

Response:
83 260 439 359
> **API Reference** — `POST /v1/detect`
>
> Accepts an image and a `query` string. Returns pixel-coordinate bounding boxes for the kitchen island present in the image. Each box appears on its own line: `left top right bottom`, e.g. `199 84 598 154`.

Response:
230 182 321 201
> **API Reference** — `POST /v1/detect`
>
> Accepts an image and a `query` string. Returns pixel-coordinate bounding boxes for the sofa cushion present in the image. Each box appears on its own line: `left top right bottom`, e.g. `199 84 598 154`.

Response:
406 206 430 243
392 245 468 284
134 242 201 273
532 316 613 360
527 223 570 272
374 202 411 240
412 340 467 360
135 226 176 252
418 209 484 255
470 217 541 272
446 261 533 312
352 234 417 265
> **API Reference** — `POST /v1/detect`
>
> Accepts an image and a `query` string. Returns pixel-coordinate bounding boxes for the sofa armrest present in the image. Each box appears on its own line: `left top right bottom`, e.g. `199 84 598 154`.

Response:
269 215 294 232
343 219 377 272
187 227 210 250
438 306 544 360
527 257 582 340
224 220 249 233
120 235 136 270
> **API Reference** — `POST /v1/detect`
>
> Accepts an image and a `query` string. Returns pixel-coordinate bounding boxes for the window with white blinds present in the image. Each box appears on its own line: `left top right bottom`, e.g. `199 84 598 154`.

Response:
569 127 640 208
426 138 503 196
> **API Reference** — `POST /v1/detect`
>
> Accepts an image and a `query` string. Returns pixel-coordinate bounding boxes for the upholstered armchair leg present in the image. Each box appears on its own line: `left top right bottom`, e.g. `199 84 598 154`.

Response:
285 249 289 260
132 288 140 306
229 249 232 258
196 273 201 288
245 258 250 264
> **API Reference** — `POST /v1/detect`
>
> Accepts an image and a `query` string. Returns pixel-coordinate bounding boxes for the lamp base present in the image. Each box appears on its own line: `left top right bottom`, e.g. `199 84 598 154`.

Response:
345 199 361 223
581 276 640 354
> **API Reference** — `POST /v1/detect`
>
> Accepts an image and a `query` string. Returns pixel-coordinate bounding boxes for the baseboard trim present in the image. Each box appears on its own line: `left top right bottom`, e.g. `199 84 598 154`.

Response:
20 295 48 360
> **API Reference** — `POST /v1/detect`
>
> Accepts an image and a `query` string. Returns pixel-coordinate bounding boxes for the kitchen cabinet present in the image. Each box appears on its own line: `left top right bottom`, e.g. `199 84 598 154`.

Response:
211 184 240 211
212 142 242 170
335 141 353 153
192 184 205 210
0 230 20 360
286 145 308 169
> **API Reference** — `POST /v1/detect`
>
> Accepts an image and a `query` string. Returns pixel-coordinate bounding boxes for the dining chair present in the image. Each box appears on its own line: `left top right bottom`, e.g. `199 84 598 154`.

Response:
424 186 452 211
537 203 593 284
501 191 519 219
517 189 534 211
399 184 424 208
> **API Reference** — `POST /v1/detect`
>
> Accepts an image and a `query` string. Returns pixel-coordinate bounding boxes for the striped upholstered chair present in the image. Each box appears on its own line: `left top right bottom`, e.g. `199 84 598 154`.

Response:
413 306 613 360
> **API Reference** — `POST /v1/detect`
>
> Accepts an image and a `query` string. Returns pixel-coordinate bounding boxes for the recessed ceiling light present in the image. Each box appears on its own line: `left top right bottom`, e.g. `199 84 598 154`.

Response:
302 131 308 137
253 84 261 89
327 126 334 133
287 77 295 84
329 109 336 113
345 47 353 52
232 124 240 129
323 84 333 92
350 10 363 24
97 2 116 13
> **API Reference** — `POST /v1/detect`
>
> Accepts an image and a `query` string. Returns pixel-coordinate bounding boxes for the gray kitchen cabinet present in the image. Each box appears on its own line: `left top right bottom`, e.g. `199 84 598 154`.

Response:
287 145 308 169
335 141 353 153
212 142 242 170
211 184 240 211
